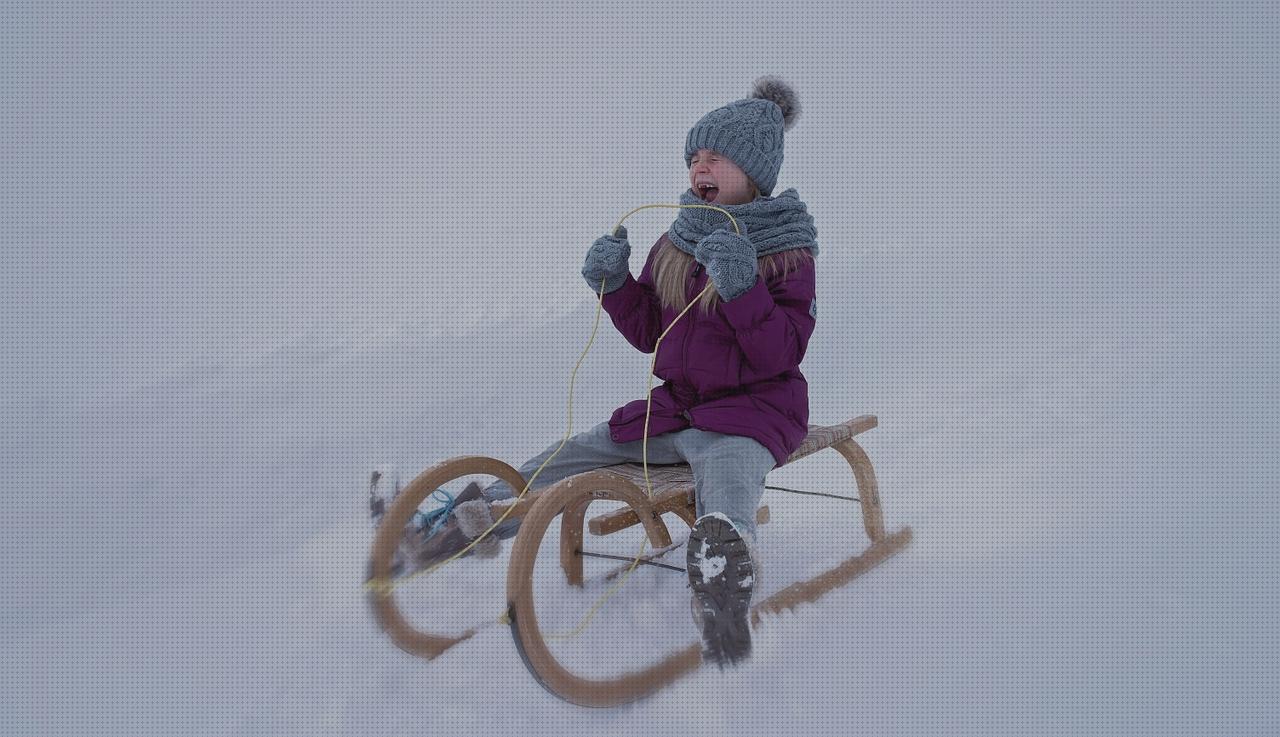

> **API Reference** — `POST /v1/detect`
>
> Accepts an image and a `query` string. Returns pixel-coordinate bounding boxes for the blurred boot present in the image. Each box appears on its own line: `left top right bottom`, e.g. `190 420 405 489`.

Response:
686 512 760 668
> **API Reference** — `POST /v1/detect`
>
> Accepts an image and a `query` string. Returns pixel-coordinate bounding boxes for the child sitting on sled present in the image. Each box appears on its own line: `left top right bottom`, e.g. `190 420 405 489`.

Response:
391 76 819 667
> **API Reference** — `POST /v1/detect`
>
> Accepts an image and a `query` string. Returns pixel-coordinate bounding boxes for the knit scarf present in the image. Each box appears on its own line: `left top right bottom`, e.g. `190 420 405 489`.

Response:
666 186 820 258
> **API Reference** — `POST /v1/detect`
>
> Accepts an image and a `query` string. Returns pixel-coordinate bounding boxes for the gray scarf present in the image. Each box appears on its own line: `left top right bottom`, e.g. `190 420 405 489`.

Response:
666 187 820 258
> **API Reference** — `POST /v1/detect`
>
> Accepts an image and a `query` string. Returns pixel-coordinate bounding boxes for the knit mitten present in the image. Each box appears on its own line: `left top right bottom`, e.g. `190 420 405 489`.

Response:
694 229 758 301
582 225 631 295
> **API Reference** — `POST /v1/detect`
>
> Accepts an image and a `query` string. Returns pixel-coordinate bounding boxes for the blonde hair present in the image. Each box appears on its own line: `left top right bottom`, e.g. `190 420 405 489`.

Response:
652 238 814 316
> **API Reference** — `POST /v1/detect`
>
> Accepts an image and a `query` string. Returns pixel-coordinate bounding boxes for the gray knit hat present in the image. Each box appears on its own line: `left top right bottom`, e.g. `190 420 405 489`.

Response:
684 75 801 197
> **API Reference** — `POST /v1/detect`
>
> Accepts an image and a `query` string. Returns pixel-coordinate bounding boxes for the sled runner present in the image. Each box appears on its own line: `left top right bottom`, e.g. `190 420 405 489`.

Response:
366 414 912 707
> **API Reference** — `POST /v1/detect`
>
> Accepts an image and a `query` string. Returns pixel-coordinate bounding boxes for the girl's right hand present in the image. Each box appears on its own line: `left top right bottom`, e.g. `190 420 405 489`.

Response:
582 225 631 295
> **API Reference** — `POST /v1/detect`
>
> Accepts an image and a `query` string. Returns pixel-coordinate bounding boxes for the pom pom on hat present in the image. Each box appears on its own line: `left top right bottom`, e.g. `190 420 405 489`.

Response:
751 75 800 131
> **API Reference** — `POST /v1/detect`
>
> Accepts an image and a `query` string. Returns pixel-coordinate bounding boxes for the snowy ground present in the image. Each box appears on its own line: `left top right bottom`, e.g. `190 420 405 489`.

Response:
4 3 1277 735
8 254 1275 735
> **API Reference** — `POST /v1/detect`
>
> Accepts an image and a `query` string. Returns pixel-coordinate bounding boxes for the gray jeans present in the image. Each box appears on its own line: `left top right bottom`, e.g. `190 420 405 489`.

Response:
481 420 777 542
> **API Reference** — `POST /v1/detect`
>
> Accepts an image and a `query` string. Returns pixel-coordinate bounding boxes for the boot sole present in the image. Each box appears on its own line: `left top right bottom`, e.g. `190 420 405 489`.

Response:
686 516 754 668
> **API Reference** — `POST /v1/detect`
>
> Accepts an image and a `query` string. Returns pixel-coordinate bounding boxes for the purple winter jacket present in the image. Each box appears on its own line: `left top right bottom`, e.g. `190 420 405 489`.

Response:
600 233 818 469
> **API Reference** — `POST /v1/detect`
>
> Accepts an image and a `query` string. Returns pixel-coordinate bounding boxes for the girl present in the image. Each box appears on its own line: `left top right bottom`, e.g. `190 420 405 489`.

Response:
399 76 818 667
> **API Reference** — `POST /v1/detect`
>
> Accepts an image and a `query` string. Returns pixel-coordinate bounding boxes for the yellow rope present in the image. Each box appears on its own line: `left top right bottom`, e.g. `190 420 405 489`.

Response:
367 203 740 640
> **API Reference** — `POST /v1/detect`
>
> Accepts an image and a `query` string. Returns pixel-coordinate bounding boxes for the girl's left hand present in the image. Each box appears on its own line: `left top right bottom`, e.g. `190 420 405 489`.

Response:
694 229 758 301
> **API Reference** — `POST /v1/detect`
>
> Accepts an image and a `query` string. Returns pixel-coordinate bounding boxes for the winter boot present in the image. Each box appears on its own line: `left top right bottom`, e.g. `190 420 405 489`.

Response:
395 481 502 574
686 512 759 668
690 543 763 631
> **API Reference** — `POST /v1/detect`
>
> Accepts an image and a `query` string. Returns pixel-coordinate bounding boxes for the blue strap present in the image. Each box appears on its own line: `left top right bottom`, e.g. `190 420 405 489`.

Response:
411 487 457 540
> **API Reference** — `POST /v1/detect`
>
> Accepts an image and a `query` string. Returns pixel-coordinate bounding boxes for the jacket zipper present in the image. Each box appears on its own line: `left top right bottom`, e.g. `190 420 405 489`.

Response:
679 263 703 426
680 262 701 422
686 263 703 302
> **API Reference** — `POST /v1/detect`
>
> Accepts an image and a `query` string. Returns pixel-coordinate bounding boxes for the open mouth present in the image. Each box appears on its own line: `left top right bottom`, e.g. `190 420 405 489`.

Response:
696 184 720 202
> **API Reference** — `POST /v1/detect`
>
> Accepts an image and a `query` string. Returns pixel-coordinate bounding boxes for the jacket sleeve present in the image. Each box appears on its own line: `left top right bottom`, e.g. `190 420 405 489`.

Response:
599 238 664 354
718 251 817 377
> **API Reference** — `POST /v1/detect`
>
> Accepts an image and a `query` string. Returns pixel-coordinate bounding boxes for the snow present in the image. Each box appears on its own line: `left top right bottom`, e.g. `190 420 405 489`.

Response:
694 548 727 584
4 3 1278 736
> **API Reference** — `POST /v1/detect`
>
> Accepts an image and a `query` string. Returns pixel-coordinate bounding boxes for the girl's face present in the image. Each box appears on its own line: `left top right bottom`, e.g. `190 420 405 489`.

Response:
689 149 756 205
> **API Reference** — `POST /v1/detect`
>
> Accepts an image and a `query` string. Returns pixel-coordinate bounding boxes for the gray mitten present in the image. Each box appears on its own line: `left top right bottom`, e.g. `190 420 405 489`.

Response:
454 500 501 558
694 229 758 301
582 225 631 295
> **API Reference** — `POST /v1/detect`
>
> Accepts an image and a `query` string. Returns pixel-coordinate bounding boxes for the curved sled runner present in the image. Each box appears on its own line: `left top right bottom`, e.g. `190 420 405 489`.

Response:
366 455 531 658
505 414 912 707
367 414 912 707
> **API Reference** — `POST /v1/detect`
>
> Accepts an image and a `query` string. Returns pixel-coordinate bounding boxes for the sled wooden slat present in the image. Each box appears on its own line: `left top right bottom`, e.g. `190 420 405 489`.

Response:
786 414 878 463
586 415 878 537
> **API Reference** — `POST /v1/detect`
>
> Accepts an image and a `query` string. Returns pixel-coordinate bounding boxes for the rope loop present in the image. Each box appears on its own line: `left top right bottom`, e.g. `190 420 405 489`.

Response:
366 203 742 643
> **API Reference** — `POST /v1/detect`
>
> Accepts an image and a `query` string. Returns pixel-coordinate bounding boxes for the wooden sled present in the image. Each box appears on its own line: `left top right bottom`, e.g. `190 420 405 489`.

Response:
366 414 912 707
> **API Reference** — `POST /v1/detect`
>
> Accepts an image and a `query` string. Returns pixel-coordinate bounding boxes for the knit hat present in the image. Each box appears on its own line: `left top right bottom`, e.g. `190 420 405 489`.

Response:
684 75 801 197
